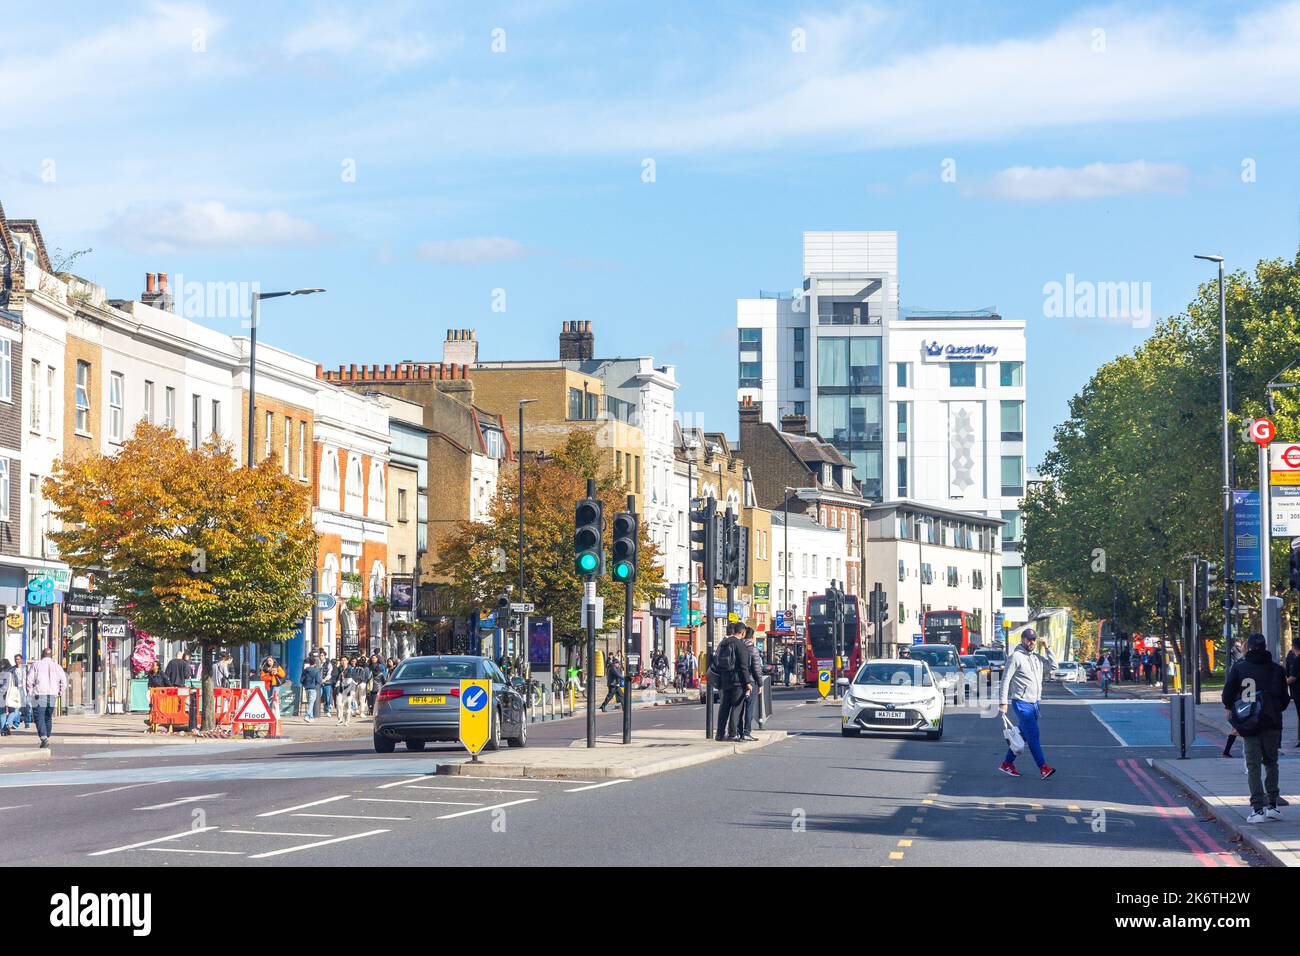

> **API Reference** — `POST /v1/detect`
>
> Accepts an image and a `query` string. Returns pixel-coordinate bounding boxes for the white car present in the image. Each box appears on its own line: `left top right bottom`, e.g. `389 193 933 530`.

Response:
1051 660 1084 683
841 659 945 740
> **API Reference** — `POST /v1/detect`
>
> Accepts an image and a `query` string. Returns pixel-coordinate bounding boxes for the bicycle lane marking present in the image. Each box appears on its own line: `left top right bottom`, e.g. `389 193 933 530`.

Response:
1126 757 1245 865
1114 758 1236 867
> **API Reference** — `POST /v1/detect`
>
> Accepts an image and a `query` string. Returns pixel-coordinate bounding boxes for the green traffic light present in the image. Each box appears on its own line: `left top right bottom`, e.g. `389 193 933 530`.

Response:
579 552 598 572
614 561 631 580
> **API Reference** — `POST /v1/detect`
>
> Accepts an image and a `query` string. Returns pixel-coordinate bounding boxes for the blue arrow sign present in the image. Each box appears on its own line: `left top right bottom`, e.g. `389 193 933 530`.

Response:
462 686 488 712
818 670 830 683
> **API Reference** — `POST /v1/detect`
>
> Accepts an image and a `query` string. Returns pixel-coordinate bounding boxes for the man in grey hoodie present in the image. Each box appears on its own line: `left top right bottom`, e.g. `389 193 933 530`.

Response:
998 628 1058 780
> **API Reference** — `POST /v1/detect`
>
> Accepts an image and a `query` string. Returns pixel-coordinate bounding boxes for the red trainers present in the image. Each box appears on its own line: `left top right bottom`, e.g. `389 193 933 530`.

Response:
998 762 1021 777
1040 765 1056 780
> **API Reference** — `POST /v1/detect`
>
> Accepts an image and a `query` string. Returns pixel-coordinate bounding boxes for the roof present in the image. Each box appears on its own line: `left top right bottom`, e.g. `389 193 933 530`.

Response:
769 511 841 535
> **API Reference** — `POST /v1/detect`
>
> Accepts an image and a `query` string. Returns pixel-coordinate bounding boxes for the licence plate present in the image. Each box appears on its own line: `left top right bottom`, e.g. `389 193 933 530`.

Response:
408 696 446 705
874 710 906 719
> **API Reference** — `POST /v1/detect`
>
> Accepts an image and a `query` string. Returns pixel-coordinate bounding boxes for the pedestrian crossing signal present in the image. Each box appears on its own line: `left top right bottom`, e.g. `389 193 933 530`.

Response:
574 498 604 577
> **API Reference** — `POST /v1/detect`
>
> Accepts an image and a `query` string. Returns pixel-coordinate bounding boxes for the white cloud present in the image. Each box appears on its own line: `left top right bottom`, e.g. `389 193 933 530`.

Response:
104 201 323 253
282 10 455 68
416 238 532 264
987 160 1189 200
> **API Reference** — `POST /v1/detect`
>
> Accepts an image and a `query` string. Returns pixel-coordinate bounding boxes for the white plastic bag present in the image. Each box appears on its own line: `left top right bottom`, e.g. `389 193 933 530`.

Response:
1002 713 1025 755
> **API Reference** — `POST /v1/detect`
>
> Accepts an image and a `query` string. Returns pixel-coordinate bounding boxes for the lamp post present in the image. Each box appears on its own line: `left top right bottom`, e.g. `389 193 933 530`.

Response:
1194 253 1231 662
245 287 325 469
517 399 536 674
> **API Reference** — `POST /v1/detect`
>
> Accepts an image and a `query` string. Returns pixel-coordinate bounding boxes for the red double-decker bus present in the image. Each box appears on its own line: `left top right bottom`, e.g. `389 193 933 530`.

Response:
804 593 863 686
921 610 981 655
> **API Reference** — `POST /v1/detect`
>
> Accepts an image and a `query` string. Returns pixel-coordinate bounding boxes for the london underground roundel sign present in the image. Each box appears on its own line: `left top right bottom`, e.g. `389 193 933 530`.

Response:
1250 418 1276 446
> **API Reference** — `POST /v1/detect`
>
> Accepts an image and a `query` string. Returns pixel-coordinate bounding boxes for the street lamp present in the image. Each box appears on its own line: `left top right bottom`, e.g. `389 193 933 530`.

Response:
246 288 325 469
1194 253 1231 660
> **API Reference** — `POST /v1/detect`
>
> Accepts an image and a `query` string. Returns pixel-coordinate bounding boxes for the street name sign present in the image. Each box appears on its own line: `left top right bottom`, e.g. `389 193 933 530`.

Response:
509 602 535 613
458 679 492 755
315 593 337 612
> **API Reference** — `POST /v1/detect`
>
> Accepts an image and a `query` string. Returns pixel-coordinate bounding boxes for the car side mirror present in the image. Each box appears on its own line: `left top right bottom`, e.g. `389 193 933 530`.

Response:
836 677 850 687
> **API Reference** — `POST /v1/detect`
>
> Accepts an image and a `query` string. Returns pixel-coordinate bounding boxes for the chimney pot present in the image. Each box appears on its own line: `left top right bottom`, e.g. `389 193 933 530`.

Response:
158 273 168 292
146 273 156 293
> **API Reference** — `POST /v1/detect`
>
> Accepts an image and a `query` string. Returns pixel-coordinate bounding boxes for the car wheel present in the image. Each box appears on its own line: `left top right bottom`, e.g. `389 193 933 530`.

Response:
926 721 944 741
507 712 528 748
373 734 396 754
405 739 426 752
485 708 502 751
841 727 861 737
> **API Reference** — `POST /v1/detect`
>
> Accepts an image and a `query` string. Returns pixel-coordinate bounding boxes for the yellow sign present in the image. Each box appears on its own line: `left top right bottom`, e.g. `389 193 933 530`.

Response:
458 679 492 755
817 668 832 698
1270 472 1300 486
5 611 22 629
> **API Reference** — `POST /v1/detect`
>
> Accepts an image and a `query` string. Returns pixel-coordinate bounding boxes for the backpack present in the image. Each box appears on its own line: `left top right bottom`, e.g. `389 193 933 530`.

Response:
1230 696 1262 735
714 638 738 678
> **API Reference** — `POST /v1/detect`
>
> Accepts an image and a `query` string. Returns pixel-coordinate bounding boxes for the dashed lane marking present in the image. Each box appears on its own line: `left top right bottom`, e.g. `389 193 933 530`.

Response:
356 798 482 806
88 826 219 856
292 812 409 821
258 795 349 817
77 783 160 798
565 780 630 793
402 785 540 794
145 848 243 855
222 830 332 838
135 792 224 811
376 775 436 790
248 828 390 860
436 798 537 820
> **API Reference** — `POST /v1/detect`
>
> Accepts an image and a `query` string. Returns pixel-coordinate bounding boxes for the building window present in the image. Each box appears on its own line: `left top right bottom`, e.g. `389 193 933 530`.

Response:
212 400 222 438
947 566 958 587
568 388 582 420
143 380 154 425
793 361 804 388
75 361 91 433
585 392 598 419
264 411 272 460
1002 509 1022 549
283 415 291 470
1003 566 1025 603
0 459 9 520
738 328 762 388
345 455 364 514
1000 361 1023 387
164 386 176 430
28 474 39 553
897 456 908 497
29 359 40 431
898 559 905 582
1001 456 1024 497
109 372 124 441
0 340 10 402
895 362 909 387
817 336 881 388
896 402 907 441
46 366 55 435
299 421 307 477
398 488 408 521
191 394 202 449
1000 400 1024 442
634 456 641 492
949 362 976 387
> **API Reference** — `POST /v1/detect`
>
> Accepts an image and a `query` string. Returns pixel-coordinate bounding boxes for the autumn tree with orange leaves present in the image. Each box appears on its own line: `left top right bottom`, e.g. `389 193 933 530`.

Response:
45 423 317 729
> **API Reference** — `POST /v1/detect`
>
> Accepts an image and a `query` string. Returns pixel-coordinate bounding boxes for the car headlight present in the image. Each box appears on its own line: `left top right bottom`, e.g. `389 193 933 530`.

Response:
843 689 856 705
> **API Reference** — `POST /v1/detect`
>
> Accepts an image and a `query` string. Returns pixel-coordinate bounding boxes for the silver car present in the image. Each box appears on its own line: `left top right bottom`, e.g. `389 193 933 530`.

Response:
372 656 528 753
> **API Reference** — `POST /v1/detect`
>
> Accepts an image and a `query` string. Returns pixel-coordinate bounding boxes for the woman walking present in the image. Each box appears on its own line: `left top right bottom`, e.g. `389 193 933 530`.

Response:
334 659 357 726
0 660 18 735
367 655 386 715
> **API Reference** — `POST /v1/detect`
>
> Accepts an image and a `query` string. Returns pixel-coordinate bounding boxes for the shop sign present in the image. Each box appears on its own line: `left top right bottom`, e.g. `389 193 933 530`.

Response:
100 619 128 639
66 588 111 617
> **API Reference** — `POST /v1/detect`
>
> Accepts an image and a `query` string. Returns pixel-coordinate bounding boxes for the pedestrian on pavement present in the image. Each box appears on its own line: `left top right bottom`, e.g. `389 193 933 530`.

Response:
163 650 192 688
712 622 751 742
998 627 1058 780
349 658 371 717
300 658 322 721
25 648 66 749
1142 651 1153 685
685 648 697 689
600 655 625 711
146 661 168 689
334 665 358 726
1223 633 1288 824
260 656 287 715
737 626 763 741
318 654 335 717
209 652 230 690
1286 637 1300 748
0 660 19 736
782 649 794 687
9 654 29 730
368 655 386 714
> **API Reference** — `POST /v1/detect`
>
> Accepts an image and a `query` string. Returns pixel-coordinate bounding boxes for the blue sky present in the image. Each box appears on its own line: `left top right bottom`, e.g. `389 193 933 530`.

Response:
4 0 1300 470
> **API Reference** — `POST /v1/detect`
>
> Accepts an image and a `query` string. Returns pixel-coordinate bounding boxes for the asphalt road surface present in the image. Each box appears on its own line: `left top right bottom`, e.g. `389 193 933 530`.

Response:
0 682 1255 867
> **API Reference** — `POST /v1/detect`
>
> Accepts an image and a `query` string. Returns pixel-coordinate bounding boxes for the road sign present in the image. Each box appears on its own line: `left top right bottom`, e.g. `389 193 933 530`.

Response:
458 679 492 755
580 597 605 628
1250 417 1276 446
232 687 274 723
1272 443 1300 485
1273 486 1300 536
817 668 831 698
773 611 785 630
315 592 337 612
913 633 924 644
509 602 535 613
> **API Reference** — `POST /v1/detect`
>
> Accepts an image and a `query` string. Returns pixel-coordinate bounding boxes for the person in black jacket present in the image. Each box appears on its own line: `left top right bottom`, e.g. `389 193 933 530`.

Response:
712 623 751 742
1222 633 1288 823
600 656 625 711
737 626 763 741
163 651 192 687
1286 637 1300 748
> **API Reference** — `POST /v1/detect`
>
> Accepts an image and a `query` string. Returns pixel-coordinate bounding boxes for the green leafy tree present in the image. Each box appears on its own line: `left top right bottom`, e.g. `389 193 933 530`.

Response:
45 423 317 729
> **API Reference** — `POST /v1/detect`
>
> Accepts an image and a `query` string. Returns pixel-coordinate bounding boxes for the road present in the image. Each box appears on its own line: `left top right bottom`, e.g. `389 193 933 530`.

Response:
0 682 1256 867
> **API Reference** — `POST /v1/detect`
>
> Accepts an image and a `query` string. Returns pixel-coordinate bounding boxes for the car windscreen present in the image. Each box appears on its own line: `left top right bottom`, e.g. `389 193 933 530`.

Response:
962 657 987 667
910 647 957 667
391 660 479 681
853 663 931 687
977 649 1005 662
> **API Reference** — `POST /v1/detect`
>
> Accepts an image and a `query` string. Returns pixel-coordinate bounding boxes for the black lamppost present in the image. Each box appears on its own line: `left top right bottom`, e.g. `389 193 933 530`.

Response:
245 287 324 469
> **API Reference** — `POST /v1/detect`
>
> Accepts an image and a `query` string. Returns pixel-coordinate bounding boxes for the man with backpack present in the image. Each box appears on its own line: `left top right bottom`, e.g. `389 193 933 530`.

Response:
1223 633 1288 823
712 622 752 742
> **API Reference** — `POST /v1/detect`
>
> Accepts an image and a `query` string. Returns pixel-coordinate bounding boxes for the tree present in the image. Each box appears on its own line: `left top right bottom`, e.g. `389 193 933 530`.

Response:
45 423 317 729
1023 250 1300 655
436 430 664 650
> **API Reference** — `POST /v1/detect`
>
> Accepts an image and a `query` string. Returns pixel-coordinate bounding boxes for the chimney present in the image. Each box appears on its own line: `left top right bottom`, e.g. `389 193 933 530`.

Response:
780 412 808 436
141 271 172 311
559 320 595 361
443 328 479 367
738 395 762 424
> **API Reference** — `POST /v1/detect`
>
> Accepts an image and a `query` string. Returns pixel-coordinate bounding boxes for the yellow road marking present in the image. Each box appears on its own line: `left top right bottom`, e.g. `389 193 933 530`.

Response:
898 839 913 847
889 851 905 860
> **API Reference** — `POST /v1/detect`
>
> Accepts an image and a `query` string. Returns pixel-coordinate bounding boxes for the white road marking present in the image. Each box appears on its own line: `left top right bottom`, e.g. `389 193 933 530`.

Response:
375 775 436 790
135 792 224 811
89 826 219 856
357 797 482 806
293 812 409 821
221 829 334 838
436 798 536 819
78 782 160 798
1093 714 1130 746
565 780 630 793
144 848 244 855
248 828 390 859
404 785 539 794
257 794 349 817
0 805 31 811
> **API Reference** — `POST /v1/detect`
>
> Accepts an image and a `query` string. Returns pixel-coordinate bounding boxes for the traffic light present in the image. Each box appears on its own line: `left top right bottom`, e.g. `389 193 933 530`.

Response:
720 509 737 585
690 496 715 577
1197 559 1217 614
867 587 879 622
877 584 889 624
1156 580 1169 619
1291 541 1300 591
573 497 605 577
611 511 638 583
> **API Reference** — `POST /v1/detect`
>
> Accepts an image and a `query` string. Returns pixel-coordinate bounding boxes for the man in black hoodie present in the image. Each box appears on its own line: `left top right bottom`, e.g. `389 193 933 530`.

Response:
1222 633 1289 823
712 623 752 742
1285 637 1300 748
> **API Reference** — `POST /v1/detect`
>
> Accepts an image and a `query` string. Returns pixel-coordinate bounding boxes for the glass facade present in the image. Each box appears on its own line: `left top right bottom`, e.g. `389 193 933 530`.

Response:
1001 456 1023 496
1000 400 1024 440
815 335 882 498
949 362 976 387
817 336 881 387
739 328 762 388
1000 361 1023 387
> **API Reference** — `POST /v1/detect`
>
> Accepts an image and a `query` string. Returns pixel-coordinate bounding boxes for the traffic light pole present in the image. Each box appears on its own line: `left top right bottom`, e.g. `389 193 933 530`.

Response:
705 530 716 741
623 494 635 746
584 478 598 749
1190 557 1201 703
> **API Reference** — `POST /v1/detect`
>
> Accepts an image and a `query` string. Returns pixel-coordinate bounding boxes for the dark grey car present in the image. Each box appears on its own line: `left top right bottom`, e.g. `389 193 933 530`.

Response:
372 656 527 753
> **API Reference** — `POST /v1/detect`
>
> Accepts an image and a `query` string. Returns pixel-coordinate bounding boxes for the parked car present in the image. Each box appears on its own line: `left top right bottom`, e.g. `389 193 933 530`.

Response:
1051 660 1085 683
974 645 1007 679
840 659 945 740
372 655 528 753
908 644 965 703
961 654 993 694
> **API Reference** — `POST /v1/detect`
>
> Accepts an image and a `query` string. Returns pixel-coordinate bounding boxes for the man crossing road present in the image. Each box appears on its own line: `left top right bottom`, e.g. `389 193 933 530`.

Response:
999 628 1058 780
